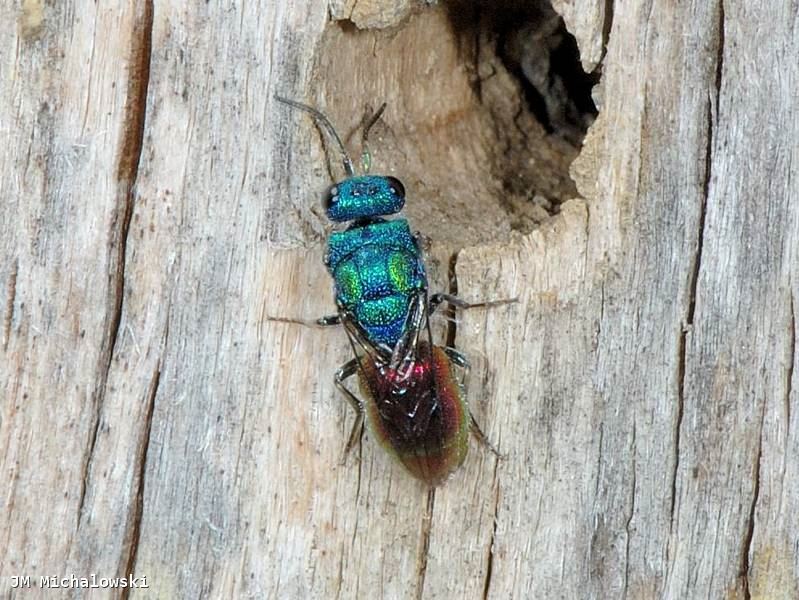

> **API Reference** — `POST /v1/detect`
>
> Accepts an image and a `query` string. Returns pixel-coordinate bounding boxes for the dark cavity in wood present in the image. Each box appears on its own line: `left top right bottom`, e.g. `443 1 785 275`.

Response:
445 0 600 227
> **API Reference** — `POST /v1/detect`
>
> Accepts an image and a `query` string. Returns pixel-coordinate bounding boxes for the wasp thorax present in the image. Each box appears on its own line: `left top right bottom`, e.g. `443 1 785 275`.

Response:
324 175 406 222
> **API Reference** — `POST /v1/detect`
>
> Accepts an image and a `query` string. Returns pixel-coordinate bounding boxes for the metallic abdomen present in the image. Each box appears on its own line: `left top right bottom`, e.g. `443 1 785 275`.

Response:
359 344 470 486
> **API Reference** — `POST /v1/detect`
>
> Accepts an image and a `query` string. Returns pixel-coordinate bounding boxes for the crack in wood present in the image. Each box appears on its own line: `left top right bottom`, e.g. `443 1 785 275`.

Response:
691 112 712 326
787 290 795 435
414 488 436 600
335 551 345 600
77 0 154 526
671 329 686 527
737 292 797 597
445 250 460 348
3 258 18 352
349 0 361 22
121 356 161 599
714 0 725 104
599 0 614 67
117 1 154 184
482 461 501 600
594 278 605 351
594 423 604 497
740 409 763 600
670 0 725 540
623 422 636 600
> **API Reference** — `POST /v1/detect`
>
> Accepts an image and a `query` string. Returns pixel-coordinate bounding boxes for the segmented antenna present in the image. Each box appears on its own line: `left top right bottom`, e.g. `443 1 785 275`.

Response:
274 95 355 177
360 102 387 174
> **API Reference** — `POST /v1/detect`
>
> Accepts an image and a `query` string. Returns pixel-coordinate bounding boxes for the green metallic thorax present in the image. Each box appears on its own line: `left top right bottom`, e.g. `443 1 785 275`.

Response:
325 219 425 348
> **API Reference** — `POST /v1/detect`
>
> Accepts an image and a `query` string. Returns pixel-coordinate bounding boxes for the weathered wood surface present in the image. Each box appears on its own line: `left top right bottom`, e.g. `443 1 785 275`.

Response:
1 0 797 598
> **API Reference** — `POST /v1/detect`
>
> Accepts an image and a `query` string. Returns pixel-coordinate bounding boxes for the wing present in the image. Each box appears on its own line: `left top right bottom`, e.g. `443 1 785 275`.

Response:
359 343 470 485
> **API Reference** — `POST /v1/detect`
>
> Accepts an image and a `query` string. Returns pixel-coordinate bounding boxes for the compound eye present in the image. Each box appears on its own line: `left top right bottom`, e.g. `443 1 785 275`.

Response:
385 177 405 199
323 185 339 212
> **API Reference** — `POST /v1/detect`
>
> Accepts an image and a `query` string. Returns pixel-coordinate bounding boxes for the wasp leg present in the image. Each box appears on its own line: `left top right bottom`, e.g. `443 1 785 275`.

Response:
429 293 518 317
442 346 470 387
265 313 340 328
442 346 503 458
334 358 365 459
469 414 503 458
359 102 387 174
317 314 341 327
412 231 432 254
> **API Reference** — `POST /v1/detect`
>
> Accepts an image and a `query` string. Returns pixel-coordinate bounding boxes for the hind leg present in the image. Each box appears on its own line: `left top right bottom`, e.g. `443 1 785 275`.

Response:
442 347 502 458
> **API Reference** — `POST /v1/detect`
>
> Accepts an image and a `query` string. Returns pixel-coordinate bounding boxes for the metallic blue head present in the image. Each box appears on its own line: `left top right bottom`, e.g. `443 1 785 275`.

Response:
324 175 406 223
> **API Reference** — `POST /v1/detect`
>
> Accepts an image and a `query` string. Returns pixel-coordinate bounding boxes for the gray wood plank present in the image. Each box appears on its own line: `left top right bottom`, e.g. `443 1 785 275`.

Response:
2 0 797 598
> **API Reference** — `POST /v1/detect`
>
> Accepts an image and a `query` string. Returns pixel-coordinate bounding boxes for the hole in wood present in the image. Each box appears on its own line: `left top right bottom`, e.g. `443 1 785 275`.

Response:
450 1 598 144
444 0 599 230
307 0 599 246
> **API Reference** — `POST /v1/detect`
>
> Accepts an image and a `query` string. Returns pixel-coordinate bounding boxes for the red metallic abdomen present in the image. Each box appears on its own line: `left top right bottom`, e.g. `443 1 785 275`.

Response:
359 343 470 486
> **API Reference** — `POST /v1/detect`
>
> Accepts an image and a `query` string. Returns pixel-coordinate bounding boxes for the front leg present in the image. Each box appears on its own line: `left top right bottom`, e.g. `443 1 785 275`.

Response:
429 293 518 317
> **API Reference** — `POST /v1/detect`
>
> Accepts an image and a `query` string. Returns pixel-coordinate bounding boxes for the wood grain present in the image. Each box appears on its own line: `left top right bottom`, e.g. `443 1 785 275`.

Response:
1 0 797 598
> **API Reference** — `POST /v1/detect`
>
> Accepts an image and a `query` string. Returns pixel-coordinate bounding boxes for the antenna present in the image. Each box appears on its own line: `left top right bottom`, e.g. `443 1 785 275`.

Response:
360 102 387 173
274 95 355 177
